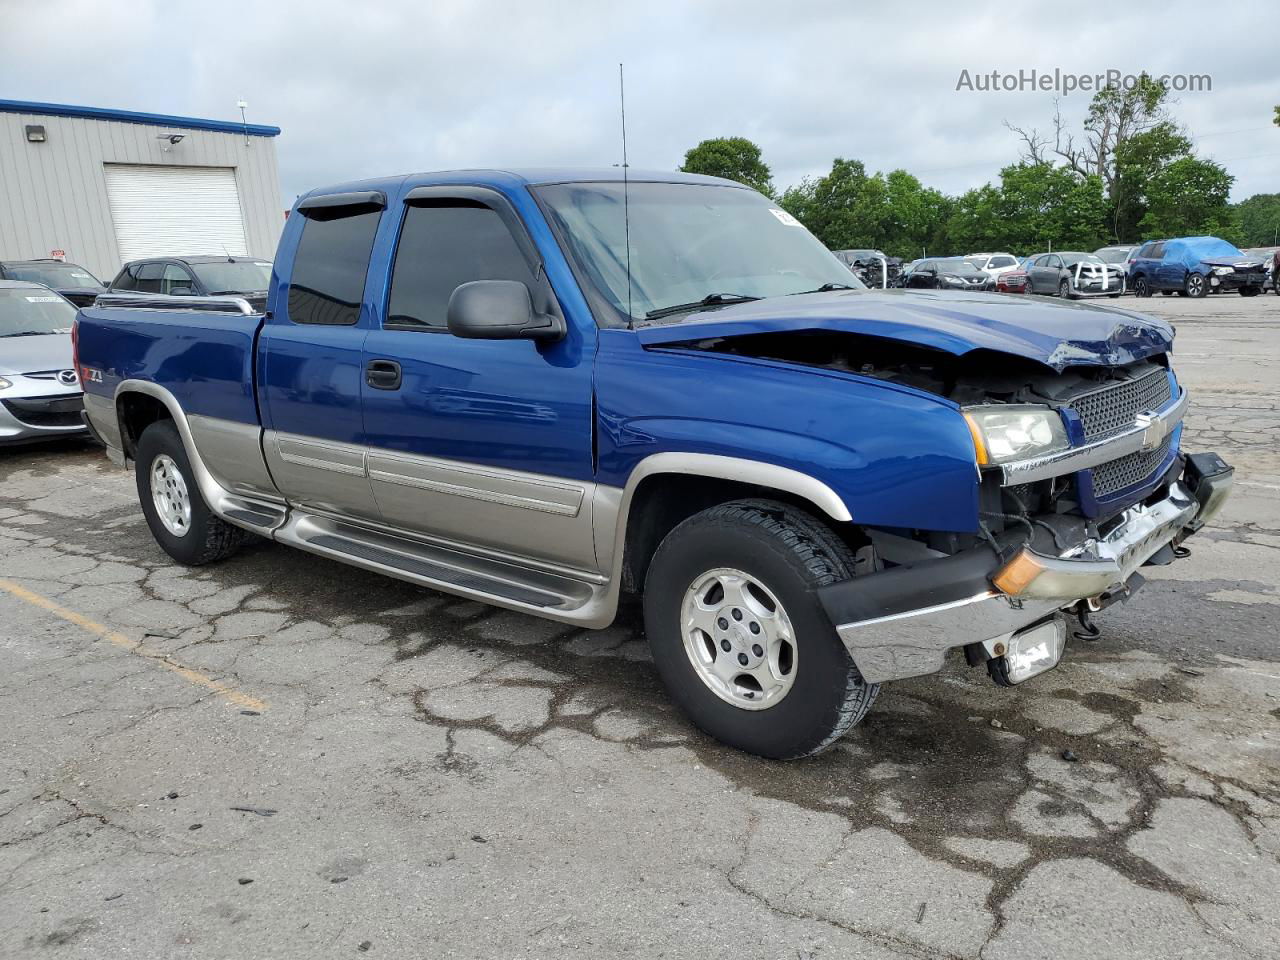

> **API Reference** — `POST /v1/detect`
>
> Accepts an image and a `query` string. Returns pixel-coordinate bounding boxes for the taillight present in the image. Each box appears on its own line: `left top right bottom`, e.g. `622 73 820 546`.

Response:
71 317 81 380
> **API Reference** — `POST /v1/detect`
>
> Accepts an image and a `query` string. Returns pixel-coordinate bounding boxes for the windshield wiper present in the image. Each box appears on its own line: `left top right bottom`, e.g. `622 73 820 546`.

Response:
0 331 51 338
644 292 761 321
791 282 857 295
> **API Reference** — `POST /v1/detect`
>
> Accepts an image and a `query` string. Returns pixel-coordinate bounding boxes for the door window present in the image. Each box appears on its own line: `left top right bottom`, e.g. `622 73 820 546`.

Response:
134 262 164 293
386 201 537 332
288 205 382 325
161 263 196 295
1148 243 1166 259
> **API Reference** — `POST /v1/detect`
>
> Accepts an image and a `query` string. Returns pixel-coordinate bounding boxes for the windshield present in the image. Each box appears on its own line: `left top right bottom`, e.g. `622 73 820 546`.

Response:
189 260 272 294
0 288 77 337
4 263 102 287
1095 247 1131 263
535 182 861 323
932 259 985 275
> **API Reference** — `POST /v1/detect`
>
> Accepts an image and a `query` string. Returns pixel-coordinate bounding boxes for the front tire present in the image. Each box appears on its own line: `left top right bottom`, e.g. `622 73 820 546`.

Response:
1058 278 1074 300
1184 273 1207 298
1239 286 1260 297
136 420 245 566
642 500 879 759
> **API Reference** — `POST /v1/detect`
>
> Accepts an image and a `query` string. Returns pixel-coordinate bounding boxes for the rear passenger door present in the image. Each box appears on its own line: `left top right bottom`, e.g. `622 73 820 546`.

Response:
359 185 597 569
258 191 386 521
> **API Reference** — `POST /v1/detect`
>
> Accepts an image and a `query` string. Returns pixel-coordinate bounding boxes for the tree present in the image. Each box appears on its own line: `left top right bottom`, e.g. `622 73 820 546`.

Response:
944 164 1107 253
680 137 774 196
1008 74 1177 205
1138 156 1236 240
1233 194 1280 247
1109 122 1192 240
779 160 949 259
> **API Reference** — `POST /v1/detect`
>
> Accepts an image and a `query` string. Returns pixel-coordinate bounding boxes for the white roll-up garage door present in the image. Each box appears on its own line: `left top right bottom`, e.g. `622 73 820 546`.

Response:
104 164 248 262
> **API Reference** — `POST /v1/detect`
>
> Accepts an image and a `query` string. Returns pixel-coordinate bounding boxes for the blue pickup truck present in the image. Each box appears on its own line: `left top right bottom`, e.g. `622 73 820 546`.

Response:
74 169 1233 759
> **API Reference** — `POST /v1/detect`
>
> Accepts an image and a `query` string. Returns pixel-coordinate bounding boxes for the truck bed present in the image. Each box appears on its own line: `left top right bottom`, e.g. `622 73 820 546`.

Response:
76 300 265 429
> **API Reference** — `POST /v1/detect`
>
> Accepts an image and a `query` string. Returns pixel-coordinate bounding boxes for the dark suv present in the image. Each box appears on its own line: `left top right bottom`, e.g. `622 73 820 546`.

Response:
0 259 106 307
1128 237 1267 298
109 256 273 311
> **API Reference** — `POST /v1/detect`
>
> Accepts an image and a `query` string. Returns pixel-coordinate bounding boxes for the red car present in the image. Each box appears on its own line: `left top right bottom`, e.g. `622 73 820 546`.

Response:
996 268 1029 293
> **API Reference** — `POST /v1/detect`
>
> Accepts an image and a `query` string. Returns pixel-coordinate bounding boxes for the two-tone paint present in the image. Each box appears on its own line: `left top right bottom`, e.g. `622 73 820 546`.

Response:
75 168 1179 633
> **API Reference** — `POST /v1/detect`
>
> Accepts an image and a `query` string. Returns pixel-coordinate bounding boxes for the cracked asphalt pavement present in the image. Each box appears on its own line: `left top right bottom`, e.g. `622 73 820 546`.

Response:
2 294 1278 959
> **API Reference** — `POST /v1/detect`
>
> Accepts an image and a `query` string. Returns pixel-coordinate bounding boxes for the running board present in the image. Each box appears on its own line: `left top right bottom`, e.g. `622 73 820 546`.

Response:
273 510 615 625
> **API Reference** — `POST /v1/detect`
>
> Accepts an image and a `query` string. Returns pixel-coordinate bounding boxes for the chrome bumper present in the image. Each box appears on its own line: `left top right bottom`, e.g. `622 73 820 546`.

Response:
832 476 1223 684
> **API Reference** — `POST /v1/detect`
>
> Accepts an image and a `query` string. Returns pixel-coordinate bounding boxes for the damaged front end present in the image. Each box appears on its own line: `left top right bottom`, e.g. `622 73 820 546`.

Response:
818 452 1231 686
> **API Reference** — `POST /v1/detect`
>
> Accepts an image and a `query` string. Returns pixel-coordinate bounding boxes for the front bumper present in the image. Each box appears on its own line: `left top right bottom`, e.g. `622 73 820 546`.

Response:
0 391 88 444
819 453 1233 684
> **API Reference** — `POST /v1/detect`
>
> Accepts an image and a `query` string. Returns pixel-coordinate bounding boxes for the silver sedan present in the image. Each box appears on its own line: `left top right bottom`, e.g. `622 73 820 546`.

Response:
0 280 90 445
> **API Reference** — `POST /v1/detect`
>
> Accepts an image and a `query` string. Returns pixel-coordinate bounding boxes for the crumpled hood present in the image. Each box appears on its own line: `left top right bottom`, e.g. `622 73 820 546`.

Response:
0 334 73 376
634 288 1174 372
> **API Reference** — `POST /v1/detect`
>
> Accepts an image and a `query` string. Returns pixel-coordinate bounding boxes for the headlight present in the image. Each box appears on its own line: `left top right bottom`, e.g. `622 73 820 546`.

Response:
0 376 11 391
1212 266 1234 275
963 405 1069 465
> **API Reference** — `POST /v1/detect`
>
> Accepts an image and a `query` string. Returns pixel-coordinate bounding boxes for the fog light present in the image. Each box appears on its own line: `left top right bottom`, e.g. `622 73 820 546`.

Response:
1001 618 1066 684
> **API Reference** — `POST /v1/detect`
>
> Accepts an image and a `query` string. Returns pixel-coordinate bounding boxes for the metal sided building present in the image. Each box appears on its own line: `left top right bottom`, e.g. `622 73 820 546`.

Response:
0 99 283 282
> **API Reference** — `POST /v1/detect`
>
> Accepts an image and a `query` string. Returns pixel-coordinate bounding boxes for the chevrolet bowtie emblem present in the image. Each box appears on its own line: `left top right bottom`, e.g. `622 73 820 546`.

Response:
1134 412 1168 452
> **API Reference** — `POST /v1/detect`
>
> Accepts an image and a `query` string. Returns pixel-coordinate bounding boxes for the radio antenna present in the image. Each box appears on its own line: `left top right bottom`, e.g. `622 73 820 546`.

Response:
619 63 633 324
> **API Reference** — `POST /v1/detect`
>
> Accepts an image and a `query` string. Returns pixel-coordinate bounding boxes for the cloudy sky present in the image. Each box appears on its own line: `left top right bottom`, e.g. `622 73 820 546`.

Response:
2 0 1276 206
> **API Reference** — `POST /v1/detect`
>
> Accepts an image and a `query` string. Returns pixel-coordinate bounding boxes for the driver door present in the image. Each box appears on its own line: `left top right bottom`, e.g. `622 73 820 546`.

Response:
359 185 598 570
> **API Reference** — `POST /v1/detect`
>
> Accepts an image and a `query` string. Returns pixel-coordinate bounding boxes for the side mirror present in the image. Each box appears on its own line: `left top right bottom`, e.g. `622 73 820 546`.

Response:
446 280 564 341
170 285 194 296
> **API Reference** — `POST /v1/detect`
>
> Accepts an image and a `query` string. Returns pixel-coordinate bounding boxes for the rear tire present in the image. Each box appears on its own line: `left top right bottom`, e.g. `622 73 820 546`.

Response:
1134 276 1150 297
136 420 245 566
642 499 879 759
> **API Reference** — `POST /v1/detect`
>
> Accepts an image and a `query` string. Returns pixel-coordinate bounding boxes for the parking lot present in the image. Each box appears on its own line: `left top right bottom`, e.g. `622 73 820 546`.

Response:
1 293 1276 959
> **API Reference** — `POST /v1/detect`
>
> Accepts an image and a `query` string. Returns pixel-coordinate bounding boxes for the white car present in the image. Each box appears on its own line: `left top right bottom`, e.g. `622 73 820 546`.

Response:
965 252 1021 282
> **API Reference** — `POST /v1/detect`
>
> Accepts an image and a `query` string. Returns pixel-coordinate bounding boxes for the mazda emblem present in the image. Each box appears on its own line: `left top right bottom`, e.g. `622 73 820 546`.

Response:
58 369 79 386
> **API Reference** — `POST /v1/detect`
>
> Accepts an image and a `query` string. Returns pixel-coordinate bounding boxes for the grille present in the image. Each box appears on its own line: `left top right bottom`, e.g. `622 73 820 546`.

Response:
1 396 83 428
1070 368 1172 442
1091 436 1172 498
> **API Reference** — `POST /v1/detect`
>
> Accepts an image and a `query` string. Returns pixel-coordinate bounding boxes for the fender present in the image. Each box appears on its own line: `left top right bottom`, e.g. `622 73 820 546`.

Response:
111 380 286 535
592 451 851 583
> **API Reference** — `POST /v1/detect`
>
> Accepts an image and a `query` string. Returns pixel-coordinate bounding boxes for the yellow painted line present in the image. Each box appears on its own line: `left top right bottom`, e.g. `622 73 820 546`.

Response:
0 578 267 712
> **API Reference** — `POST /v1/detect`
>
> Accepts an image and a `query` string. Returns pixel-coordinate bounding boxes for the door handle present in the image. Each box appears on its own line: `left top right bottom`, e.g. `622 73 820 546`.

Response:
365 359 402 390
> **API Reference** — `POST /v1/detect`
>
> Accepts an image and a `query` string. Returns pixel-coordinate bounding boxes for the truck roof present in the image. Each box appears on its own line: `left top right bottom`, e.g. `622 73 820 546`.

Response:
294 168 747 206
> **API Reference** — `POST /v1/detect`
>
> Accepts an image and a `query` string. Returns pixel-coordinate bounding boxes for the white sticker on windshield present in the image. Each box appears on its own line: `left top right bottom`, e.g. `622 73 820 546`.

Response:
768 208 801 226
70 272 92 279
25 296 62 303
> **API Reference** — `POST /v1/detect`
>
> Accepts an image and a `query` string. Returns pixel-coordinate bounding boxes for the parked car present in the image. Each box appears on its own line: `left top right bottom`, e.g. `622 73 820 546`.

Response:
0 259 106 308
901 257 993 290
110 256 273 311
995 266 1029 293
1026 252 1125 298
833 249 901 288
964 252 1021 282
75 168 1232 760
1241 247 1278 293
1094 244 1139 271
1128 237 1268 298
0 281 89 444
